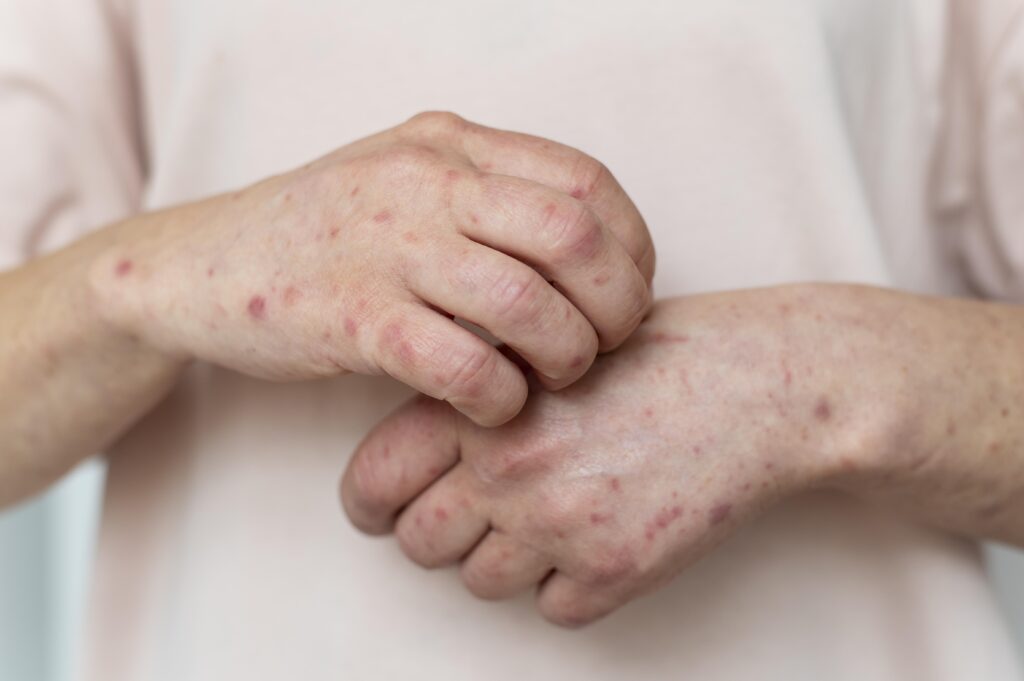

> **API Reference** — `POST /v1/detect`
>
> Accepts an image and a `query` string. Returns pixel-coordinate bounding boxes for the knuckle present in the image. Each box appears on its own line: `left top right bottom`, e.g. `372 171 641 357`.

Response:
347 453 400 520
461 561 505 600
540 600 592 629
489 268 548 324
542 201 603 264
434 344 496 399
395 519 444 569
579 549 640 587
473 442 551 484
404 110 468 137
568 155 611 201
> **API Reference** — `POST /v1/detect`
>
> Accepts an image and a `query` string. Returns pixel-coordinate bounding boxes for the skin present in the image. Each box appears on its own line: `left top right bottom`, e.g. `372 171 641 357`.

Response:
0 111 654 507
342 284 1024 627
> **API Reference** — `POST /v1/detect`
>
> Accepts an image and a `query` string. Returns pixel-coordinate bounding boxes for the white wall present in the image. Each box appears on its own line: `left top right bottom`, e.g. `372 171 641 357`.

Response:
2 470 1024 681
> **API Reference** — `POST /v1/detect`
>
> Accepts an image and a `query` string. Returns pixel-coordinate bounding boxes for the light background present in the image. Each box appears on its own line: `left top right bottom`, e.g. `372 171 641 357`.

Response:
2 460 1024 680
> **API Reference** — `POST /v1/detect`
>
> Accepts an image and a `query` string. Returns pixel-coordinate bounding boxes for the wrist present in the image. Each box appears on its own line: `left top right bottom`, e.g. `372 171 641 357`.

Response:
83 211 197 365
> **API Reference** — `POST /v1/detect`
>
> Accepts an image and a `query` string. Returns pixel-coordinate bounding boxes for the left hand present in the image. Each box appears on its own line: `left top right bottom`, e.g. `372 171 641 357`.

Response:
341 286 909 627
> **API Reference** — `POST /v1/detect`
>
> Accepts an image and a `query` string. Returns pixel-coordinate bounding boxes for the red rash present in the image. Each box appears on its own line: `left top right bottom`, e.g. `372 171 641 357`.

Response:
350 186 360 197
609 477 622 492
247 295 267 320
645 505 683 541
593 273 611 286
708 503 732 526
372 210 393 224
814 397 832 421
434 507 449 522
329 227 340 239
114 259 133 277
589 513 610 525
649 331 690 344
570 187 586 199
344 317 358 337
282 285 301 306
206 267 215 278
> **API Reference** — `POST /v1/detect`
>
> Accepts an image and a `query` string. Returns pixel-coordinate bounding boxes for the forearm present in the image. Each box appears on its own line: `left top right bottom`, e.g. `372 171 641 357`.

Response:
0 216 188 507
816 286 1024 545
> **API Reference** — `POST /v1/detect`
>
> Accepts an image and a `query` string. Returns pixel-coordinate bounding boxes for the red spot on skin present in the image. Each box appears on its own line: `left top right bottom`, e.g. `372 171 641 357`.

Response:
649 331 690 344
671 491 678 499
764 461 775 470
402 231 419 244
247 295 267 320
609 477 621 492
380 446 391 460
207 267 215 278
350 186 360 197
946 419 957 436
344 317 358 337
479 162 494 171
692 445 702 456
570 187 586 200
434 507 449 522
708 503 732 526
372 210 393 224
445 169 461 182
1002 408 1010 418
782 362 792 386
543 202 557 220
643 407 654 418
570 355 585 369
656 367 666 378
283 192 293 202
322 330 332 341
469 213 480 225
555 530 567 539
589 513 609 525
814 397 832 421
114 259 133 277
778 304 791 315
282 285 301 306
329 227 340 239
593 272 611 286
654 505 683 529
742 482 751 491
989 442 1003 454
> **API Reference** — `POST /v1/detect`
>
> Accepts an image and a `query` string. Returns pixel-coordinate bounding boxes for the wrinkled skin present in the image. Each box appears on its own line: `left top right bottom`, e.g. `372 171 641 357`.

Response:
342 286 911 626
93 111 654 426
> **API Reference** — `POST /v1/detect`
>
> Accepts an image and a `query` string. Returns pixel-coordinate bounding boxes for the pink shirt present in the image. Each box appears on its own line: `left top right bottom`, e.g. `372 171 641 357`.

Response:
3 0 1024 679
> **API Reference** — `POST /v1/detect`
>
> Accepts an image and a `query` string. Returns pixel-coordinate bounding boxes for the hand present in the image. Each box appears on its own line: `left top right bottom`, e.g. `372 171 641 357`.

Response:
91 112 654 425
341 286 905 626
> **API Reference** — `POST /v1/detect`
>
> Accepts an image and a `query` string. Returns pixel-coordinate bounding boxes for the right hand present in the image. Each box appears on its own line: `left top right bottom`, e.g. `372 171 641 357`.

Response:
91 112 655 425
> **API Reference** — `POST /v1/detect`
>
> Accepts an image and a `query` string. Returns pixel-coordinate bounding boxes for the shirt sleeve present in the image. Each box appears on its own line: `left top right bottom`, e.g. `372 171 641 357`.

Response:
0 0 143 271
936 0 1024 302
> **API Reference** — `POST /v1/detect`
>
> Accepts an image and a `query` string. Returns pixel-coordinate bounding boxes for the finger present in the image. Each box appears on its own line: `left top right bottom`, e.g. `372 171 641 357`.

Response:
394 464 489 568
341 396 461 535
536 572 633 629
455 176 651 351
372 302 528 426
460 531 553 601
458 124 655 284
406 238 598 388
